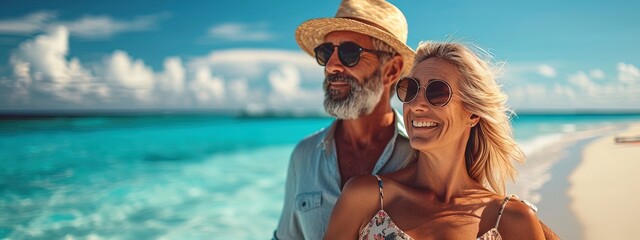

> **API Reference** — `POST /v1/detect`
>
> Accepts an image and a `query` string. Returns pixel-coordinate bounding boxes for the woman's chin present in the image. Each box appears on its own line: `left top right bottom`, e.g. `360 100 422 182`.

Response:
409 137 438 151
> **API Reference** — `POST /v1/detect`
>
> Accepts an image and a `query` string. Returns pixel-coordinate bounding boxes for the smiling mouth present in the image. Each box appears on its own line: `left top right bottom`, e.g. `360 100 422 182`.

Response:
412 120 438 128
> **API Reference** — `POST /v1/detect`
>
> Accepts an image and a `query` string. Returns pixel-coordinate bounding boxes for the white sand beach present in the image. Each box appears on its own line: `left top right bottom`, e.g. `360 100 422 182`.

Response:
506 122 640 239
568 124 640 239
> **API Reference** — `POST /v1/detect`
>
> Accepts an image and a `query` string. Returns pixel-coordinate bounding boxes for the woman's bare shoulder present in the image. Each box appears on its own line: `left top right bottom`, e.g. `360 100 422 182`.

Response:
326 176 383 239
503 197 538 221
341 175 382 203
498 196 544 239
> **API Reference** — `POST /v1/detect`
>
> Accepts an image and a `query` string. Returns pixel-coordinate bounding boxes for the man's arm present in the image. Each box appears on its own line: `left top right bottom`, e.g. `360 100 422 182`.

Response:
539 221 559 240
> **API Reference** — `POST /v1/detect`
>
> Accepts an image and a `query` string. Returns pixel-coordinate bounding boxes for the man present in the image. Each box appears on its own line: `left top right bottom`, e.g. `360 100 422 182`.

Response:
275 0 558 239
274 1 414 239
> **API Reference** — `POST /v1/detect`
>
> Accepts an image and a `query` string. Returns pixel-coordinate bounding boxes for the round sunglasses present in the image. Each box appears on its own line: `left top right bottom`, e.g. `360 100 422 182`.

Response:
395 77 453 107
314 42 391 67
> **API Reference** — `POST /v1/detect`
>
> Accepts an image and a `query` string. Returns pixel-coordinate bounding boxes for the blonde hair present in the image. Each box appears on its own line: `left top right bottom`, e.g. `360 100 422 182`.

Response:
414 41 524 195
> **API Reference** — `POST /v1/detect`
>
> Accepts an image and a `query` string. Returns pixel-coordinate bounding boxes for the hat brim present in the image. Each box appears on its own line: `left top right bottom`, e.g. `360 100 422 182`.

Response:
296 18 415 76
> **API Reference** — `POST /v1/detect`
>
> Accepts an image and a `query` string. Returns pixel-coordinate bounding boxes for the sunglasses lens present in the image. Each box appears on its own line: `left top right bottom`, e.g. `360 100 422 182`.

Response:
396 78 419 103
338 42 362 67
314 43 334 66
426 81 451 107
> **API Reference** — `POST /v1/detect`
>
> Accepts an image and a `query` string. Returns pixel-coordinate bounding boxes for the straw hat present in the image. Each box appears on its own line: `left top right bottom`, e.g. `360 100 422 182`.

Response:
296 0 414 75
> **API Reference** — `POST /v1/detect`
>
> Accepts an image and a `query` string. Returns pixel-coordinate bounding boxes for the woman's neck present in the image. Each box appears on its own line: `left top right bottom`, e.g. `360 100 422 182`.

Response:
412 148 479 203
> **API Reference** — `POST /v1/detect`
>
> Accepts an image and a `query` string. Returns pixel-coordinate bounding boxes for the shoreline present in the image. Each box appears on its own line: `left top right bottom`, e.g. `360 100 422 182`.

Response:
509 122 634 239
568 123 640 239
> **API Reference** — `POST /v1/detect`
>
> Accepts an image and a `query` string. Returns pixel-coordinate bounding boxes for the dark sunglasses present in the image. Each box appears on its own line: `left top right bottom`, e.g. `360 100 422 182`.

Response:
395 77 453 107
314 42 391 67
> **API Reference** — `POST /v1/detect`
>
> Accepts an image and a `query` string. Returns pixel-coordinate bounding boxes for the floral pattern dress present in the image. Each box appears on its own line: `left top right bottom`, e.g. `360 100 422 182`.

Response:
359 209 411 240
358 176 534 240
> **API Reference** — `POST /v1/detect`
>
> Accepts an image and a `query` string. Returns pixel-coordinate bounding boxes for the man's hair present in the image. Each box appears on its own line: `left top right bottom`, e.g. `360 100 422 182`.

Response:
413 41 524 195
371 37 400 98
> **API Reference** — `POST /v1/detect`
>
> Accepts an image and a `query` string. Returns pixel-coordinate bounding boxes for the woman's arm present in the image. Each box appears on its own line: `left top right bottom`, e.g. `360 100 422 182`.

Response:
324 175 380 240
539 221 560 240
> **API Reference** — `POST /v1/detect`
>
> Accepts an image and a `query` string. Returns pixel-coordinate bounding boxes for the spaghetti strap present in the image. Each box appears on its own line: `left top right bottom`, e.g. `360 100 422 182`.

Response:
494 194 515 229
374 175 384 210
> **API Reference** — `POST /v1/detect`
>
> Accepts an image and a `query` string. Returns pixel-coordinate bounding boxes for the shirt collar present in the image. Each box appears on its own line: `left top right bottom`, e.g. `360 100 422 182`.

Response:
393 109 408 139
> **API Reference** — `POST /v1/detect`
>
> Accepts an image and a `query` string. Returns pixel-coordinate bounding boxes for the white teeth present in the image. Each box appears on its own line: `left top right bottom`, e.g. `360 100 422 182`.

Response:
412 120 438 128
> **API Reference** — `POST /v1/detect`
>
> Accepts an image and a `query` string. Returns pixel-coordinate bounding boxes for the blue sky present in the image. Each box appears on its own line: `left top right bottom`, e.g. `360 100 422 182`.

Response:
0 0 638 112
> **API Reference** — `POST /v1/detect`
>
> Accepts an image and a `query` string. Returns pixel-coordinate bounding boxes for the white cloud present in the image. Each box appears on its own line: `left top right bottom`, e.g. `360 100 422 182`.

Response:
508 84 547 107
159 57 185 94
537 64 556 78
0 26 328 110
104 50 155 102
507 83 582 110
228 78 249 102
9 60 32 103
13 26 70 83
0 11 168 39
589 69 605 79
527 84 547 96
269 64 300 98
189 67 225 105
568 71 597 95
506 64 640 110
60 13 169 39
188 49 323 111
0 11 56 34
9 26 100 104
105 50 154 90
553 84 576 100
190 49 319 82
4 27 638 111
502 62 562 84
266 64 325 111
618 62 640 84
207 22 274 41
487 60 635 112
205 49 313 64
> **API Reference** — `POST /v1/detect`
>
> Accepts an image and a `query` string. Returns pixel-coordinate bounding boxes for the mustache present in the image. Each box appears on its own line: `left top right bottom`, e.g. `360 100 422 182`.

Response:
325 73 357 84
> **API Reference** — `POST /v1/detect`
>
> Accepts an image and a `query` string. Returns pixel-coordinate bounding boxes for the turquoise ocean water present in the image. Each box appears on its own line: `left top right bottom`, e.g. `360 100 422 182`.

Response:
1 113 639 239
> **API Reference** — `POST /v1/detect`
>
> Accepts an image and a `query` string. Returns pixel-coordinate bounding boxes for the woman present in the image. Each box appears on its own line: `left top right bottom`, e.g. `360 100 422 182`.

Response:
324 41 545 240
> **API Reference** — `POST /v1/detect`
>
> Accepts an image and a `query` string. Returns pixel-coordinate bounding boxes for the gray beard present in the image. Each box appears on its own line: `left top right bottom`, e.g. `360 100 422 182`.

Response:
322 69 383 119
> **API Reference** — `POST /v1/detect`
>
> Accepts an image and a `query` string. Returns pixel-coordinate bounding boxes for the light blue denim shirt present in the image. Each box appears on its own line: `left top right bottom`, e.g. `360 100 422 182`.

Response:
274 110 415 240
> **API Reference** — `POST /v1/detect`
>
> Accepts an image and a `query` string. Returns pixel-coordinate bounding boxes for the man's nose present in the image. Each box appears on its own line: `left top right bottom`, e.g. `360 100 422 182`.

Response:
325 49 346 74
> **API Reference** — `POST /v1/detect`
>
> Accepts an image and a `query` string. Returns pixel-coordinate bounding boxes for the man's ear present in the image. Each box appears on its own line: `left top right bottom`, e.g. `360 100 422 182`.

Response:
382 55 404 87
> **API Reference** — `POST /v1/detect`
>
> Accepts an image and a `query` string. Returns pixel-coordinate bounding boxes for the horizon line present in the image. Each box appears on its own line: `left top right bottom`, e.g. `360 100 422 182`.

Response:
1 108 639 118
